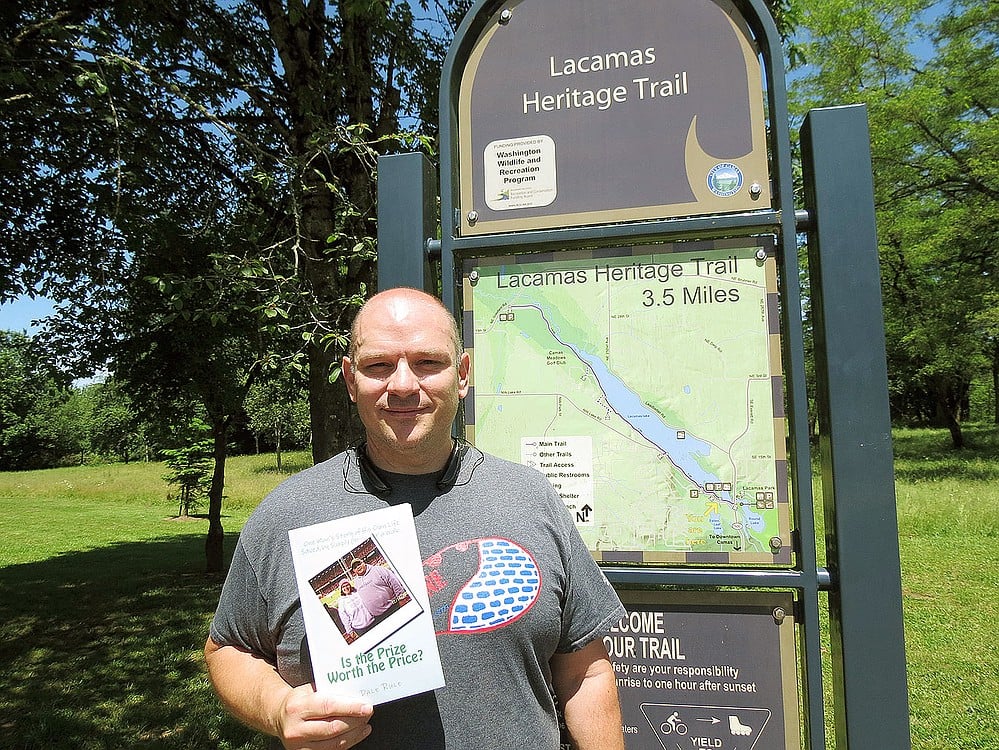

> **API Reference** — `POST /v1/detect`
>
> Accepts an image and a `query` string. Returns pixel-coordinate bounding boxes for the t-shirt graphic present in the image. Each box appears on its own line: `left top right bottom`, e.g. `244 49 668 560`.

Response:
423 538 540 635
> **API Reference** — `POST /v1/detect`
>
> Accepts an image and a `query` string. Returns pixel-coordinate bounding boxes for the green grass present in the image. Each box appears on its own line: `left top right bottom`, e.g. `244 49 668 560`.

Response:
0 433 997 748
807 424 999 749
0 451 309 749
887 424 999 749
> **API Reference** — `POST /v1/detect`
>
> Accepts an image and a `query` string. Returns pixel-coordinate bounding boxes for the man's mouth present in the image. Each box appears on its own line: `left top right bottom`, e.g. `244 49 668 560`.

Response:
384 404 426 416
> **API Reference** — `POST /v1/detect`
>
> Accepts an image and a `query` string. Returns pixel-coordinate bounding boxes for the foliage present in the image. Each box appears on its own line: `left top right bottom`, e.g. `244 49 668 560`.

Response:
115 221 312 571
85 378 151 462
245 373 311 471
0 333 158 468
1 0 459 465
792 0 999 444
162 439 214 517
0 330 77 469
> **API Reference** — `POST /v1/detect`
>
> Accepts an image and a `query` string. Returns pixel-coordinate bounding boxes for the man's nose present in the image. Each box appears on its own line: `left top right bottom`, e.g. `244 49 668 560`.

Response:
387 359 419 394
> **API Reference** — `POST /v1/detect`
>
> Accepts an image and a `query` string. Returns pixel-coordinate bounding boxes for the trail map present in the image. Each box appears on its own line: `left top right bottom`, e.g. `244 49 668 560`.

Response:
464 240 791 564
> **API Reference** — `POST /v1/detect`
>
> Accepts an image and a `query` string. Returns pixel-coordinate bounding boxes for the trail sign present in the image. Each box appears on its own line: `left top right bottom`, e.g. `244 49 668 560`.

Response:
607 590 799 750
455 0 771 236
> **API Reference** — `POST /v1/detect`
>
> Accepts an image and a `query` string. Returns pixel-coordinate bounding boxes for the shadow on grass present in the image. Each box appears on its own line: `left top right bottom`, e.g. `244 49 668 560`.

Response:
0 538 265 750
892 424 999 484
251 459 313 476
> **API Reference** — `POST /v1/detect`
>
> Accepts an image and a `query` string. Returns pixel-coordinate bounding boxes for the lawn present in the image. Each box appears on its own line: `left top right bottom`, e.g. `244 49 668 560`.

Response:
889 425 999 749
0 430 996 748
0 452 305 749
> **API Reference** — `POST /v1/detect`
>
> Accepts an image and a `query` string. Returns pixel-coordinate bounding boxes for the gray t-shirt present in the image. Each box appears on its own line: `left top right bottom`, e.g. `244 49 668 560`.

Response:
210 446 624 749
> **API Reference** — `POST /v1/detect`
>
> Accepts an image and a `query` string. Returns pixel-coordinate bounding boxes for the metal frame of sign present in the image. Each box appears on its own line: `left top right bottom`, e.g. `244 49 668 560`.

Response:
460 236 792 566
610 589 801 750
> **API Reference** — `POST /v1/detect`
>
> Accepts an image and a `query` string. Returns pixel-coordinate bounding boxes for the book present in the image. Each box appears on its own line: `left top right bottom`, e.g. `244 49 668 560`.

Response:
289 504 445 704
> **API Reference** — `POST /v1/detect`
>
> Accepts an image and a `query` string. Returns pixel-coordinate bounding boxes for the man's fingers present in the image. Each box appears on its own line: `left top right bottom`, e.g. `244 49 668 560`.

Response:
278 686 374 746
301 713 372 741
318 720 373 749
286 715 372 748
299 695 373 722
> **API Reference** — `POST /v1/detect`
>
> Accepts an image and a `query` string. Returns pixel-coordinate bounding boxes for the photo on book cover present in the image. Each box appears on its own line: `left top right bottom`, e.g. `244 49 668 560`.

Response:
307 535 423 654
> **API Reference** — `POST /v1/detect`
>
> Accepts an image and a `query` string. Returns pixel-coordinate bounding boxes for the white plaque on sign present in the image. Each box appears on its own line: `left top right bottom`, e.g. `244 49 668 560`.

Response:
484 135 557 211
521 435 594 525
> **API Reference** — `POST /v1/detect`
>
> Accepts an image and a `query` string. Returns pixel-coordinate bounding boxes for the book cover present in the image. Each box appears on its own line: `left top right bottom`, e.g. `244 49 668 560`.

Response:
289 504 445 704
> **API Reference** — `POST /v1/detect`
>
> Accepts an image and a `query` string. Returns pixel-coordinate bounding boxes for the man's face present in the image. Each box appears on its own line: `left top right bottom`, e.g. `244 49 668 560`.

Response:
351 561 366 576
343 291 469 473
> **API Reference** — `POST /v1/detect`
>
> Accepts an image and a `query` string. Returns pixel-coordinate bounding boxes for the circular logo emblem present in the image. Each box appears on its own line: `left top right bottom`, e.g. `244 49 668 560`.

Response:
706 163 744 197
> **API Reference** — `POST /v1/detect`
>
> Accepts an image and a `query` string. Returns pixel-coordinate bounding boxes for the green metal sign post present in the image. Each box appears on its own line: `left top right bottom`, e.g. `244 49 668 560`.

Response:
801 105 910 748
377 1 910 747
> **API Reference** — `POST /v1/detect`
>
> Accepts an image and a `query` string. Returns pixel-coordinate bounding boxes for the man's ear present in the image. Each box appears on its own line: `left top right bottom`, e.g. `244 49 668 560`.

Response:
342 356 358 403
457 351 471 399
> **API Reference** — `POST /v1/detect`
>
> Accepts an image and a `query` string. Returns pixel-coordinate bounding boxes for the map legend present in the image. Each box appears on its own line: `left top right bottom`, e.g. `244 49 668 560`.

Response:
522 436 595 525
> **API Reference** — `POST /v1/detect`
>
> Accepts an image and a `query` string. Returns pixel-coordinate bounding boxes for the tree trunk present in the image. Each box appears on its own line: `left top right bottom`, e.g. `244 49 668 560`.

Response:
299 145 371 464
934 382 964 449
992 345 998 425
275 420 283 472
308 343 363 463
262 0 384 464
205 419 229 574
944 412 964 449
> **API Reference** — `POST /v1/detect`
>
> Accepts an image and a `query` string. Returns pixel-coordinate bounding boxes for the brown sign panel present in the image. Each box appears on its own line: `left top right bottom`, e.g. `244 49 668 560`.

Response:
457 0 771 236
607 590 801 750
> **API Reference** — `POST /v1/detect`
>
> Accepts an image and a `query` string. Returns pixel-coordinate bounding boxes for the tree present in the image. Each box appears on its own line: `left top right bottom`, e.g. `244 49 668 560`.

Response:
792 0 998 446
85 378 151 462
973 292 999 423
162 438 214 517
0 330 81 469
2 1 455 464
110 217 287 572
245 374 311 471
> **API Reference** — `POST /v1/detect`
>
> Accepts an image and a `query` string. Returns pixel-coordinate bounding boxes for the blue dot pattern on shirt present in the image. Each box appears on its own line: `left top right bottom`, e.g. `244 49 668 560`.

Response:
450 539 540 632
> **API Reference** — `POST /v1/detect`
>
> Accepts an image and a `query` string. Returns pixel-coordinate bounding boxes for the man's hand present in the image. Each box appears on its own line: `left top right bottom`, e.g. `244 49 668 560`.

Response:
204 638 373 749
274 684 373 749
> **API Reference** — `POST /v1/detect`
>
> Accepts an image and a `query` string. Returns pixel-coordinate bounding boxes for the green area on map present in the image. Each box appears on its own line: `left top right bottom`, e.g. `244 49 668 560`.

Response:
468 245 787 558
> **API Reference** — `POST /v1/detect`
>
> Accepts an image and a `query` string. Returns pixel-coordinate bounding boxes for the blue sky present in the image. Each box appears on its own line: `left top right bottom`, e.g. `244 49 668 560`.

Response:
0 296 54 334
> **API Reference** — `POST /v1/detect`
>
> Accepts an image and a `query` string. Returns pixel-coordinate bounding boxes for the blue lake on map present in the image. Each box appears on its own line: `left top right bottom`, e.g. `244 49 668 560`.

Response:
500 303 737 505
566 346 731 502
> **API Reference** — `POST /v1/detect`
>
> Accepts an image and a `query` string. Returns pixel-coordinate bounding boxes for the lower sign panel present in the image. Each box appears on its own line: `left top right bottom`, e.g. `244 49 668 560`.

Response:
607 590 801 749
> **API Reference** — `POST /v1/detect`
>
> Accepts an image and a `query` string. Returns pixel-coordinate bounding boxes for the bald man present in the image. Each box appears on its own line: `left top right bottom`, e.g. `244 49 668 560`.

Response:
205 288 625 750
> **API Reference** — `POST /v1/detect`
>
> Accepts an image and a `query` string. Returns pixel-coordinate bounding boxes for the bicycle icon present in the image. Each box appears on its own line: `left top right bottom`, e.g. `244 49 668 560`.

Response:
660 711 688 735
